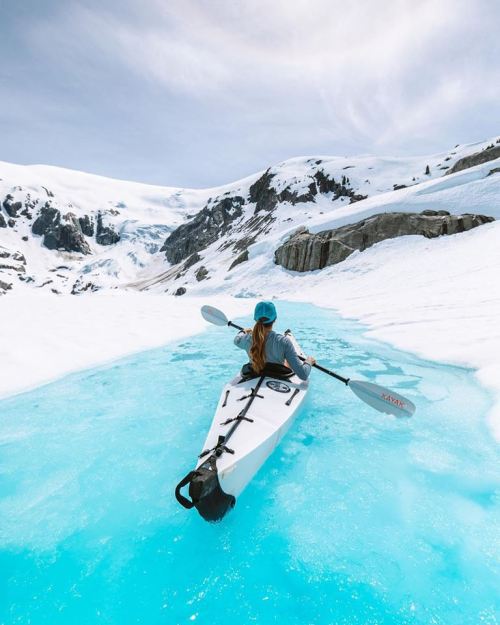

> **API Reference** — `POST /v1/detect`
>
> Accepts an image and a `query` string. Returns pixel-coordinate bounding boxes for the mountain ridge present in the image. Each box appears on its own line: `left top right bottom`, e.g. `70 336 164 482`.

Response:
1 136 499 296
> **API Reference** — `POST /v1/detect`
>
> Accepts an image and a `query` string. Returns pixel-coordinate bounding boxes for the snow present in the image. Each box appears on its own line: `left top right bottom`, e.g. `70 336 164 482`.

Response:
0 292 253 400
259 221 500 438
1 137 500 440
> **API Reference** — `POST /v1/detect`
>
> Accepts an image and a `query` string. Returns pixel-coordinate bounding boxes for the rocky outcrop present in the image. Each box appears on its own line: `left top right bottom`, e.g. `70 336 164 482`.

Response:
0 213 6 228
248 168 359 214
195 265 209 281
2 194 22 217
71 279 100 295
79 215 95 237
0 279 12 294
446 144 500 175
32 206 91 254
249 170 279 212
161 196 245 264
96 213 120 245
274 211 495 272
313 170 367 203
0 247 28 290
174 286 186 296
228 249 249 271
160 167 370 266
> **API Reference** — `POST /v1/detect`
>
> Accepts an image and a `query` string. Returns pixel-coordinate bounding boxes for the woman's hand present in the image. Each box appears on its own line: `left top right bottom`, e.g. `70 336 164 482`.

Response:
305 355 316 366
244 327 253 334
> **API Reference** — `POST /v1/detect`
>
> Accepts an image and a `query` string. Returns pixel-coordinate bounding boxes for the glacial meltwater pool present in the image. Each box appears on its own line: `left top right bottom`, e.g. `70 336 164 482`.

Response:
0 302 499 625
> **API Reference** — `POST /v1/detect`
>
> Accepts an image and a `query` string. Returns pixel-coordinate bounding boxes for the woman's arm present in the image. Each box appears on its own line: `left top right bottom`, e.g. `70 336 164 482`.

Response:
234 330 252 351
283 337 314 381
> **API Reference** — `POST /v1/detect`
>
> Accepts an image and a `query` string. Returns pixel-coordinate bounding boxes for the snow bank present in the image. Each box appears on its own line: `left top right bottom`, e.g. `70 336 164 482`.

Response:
250 221 500 439
0 292 253 399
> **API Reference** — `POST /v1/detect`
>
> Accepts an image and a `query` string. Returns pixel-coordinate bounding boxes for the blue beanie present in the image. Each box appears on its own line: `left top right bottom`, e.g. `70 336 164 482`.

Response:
254 301 277 324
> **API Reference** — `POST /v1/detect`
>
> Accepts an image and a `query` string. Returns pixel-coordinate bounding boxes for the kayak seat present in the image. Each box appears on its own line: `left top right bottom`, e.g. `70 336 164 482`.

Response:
240 362 294 381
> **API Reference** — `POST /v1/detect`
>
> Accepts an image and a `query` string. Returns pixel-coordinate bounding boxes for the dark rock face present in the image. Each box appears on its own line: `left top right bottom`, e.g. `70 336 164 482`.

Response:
3 195 22 217
183 252 202 269
0 213 6 228
161 196 245 264
79 215 95 237
0 279 13 293
228 249 249 271
249 170 278 212
446 145 500 175
96 213 120 245
195 265 209 281
32 205 59 237
313 170 367 203
32 206 91 254
274 211 495 272
71 279 100 295
249 169 327 214
174 286 186 296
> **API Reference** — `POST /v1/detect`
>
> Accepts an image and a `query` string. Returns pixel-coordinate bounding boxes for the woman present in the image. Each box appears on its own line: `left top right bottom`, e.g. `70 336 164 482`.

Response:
234 301 316 380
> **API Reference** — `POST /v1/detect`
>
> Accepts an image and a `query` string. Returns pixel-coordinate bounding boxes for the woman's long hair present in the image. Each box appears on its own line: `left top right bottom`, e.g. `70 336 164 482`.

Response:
250 320 273 373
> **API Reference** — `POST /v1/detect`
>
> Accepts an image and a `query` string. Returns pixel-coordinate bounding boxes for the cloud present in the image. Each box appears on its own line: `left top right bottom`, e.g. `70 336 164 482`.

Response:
1 0 500 185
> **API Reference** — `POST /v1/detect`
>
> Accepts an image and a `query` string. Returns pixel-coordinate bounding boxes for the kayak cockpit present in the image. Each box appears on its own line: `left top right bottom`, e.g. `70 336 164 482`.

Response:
239 362 294 381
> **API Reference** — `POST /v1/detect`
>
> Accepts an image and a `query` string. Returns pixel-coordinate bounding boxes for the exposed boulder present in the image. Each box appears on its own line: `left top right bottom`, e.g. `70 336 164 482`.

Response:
183 252 202 269
228 249 249 271
79 214 95 237
161 196 245 264
274 211 495 272
96 213 120 245
195 265 209 281
0 279 13 294
446 145 500 175
174 286 186 296
32 205 60 237
71 279 100 295
32 206 91 254
0 248 26 265
2 195 22 217
0 213 6 228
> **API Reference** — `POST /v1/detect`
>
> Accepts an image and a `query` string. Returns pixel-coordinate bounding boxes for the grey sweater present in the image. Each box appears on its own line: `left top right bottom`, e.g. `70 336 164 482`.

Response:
234 330 311 380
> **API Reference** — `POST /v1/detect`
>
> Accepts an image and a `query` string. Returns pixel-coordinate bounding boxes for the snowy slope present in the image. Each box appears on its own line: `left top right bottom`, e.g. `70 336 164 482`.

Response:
152 141 500 296
2 136 498 295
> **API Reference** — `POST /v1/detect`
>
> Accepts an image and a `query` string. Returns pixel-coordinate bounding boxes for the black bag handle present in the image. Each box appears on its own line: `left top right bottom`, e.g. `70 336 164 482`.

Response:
174 471 197 509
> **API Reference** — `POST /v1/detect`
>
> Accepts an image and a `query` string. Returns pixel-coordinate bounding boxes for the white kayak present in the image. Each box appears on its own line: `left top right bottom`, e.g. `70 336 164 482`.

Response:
175 333 309 521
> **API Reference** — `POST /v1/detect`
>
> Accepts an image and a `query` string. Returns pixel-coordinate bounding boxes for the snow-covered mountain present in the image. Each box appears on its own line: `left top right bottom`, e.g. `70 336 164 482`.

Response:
1 137 499 297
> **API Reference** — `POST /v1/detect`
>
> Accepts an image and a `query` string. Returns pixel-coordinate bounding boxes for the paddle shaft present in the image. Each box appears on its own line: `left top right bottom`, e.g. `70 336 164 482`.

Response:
227 321 349 385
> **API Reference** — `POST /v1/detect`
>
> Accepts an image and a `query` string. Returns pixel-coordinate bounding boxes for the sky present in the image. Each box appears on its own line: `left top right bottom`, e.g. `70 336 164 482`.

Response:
1 0 499 188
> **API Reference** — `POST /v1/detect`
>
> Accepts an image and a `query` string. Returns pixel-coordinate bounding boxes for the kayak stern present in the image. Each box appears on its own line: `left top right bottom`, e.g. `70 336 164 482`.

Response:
189 457 236 521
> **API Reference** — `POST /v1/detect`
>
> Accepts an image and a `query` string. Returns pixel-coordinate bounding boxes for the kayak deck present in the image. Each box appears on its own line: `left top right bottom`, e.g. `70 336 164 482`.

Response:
196 371 308 498
175 332 309 521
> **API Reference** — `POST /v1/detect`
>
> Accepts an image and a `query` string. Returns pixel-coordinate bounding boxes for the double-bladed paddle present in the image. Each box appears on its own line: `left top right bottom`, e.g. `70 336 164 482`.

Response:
201 304 416 418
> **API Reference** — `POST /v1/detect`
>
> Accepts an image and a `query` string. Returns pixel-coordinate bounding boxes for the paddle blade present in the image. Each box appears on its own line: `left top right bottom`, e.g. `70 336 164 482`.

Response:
348 380 416 418
201 305 229 327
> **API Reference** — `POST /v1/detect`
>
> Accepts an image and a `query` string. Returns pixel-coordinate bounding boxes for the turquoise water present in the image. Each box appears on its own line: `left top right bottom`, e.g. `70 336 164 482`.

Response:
0 302 499 625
